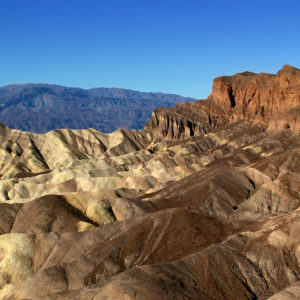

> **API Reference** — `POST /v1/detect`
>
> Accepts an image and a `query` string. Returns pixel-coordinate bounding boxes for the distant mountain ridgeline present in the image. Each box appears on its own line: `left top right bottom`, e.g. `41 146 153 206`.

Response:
0 84 195 133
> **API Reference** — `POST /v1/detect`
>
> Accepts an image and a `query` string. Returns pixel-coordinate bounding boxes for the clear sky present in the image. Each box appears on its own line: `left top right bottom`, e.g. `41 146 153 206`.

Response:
1 0 300 98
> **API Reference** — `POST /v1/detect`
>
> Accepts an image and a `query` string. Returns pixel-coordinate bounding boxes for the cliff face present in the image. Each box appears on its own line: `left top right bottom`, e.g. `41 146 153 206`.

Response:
145 101 229 140
145 103 212 140
209 64 300 129
147 65 300 139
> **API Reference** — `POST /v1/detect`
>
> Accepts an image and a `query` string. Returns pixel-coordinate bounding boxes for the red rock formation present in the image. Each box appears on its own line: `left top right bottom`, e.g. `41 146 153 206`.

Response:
147 65 300 140
209 64 300 129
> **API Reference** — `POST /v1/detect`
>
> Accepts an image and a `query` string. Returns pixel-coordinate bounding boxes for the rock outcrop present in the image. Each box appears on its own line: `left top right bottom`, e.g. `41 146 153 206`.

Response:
0 65 300 299
147 65 300 140
209 64 300 129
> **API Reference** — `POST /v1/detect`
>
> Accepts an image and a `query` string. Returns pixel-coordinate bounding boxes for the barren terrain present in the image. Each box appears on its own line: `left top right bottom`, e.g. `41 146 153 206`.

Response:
0 65 300 299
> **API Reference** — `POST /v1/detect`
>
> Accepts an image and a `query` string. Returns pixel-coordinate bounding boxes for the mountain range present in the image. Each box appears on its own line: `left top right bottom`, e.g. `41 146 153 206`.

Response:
0 84 195 133
0 65 300 299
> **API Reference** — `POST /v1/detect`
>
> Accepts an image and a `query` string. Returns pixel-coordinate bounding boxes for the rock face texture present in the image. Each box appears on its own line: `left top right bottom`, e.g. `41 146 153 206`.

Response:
0 65 300 299
209 64 300 129
147 65 300 140
0 84 194 133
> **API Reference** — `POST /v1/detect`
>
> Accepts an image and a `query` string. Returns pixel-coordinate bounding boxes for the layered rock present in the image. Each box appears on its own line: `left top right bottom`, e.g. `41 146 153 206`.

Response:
209 64 300 129
145 101 228 140
0 66 300 299
147 65 300 140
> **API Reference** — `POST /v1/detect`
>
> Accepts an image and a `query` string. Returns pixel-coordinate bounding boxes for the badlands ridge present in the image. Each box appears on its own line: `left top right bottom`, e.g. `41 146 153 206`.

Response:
0 65 300 299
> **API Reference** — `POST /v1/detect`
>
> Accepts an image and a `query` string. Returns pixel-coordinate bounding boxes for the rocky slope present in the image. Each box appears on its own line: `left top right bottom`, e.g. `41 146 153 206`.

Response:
0 84 194 133
147 64 300 140
0 65 300 299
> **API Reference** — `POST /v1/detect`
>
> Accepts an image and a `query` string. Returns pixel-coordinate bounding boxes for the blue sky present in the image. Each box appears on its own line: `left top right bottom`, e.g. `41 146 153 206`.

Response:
1 0 300 98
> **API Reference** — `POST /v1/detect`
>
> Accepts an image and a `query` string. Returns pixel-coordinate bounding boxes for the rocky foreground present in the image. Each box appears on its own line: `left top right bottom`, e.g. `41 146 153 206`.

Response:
0 65 300 299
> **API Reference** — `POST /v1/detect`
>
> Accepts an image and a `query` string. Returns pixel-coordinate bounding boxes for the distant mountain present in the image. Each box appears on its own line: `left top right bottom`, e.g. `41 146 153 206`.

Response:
0 84 195 133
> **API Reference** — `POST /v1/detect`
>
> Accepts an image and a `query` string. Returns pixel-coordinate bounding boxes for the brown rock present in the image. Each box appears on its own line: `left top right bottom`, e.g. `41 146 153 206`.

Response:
1 65 300 299
146 65 300 140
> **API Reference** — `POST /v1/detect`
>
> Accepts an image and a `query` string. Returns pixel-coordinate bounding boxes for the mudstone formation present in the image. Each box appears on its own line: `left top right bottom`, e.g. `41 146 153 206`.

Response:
0 65 300 299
